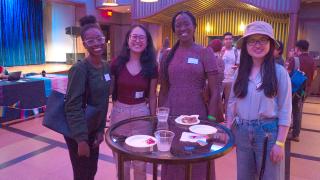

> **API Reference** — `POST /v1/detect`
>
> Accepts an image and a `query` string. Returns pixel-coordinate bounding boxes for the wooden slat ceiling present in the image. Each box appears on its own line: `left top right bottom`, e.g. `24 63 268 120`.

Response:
141 0 290 25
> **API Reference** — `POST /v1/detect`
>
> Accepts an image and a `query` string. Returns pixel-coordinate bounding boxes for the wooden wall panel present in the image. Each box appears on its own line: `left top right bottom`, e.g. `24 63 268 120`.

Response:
167 10 289 58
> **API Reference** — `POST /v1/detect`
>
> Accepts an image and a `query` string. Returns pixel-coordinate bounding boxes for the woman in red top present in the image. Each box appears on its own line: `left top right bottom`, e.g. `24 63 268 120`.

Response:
109 24 158 180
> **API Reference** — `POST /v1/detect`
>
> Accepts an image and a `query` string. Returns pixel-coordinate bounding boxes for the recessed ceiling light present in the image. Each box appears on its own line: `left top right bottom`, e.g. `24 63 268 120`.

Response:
128 9 129 10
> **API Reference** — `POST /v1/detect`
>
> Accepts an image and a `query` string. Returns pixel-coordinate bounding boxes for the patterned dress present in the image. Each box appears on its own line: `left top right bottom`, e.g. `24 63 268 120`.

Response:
160 43 219 180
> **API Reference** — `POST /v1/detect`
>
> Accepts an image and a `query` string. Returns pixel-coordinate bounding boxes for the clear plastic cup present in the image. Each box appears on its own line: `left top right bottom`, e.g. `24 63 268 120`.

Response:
157 107 170 121
156 107 170 130
155 130 175 151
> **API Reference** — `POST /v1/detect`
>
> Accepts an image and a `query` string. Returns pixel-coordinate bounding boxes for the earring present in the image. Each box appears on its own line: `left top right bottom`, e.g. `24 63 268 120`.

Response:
127 46 130 49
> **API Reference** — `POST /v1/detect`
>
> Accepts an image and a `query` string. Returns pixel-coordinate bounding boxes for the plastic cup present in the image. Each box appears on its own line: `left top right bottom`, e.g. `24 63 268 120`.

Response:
155 130 175 151
156 107 170 121
156 107 170 130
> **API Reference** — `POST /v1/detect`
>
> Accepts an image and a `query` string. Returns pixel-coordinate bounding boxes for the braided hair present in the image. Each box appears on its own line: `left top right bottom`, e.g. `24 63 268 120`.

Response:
163 10 197 87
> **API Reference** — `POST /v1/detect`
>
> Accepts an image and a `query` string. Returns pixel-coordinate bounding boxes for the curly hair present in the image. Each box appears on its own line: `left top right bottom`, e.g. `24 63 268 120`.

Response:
79 15 103 41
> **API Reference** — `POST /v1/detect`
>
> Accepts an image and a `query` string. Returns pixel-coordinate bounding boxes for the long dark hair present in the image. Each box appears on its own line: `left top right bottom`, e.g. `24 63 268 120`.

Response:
233 37 278 98
112 24 157 101
163 10 197 87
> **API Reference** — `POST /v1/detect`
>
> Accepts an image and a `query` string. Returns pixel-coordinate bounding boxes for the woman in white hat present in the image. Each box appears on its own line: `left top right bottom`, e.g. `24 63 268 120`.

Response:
226 21 292 179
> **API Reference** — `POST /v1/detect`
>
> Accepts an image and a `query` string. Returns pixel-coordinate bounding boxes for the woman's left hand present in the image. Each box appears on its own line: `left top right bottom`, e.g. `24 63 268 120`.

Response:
92 132 104 148
270 144 284 163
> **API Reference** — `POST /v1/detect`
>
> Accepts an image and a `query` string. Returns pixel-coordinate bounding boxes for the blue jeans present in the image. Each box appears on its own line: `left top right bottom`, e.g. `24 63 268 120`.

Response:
234 118 284 180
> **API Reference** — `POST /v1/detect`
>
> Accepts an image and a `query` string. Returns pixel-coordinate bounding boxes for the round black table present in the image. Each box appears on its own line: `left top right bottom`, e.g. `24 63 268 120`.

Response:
105 116 235 180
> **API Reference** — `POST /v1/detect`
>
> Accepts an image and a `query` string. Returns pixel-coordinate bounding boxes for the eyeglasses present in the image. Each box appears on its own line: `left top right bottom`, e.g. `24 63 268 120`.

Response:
83 37 105 46
129 34 147 42
247 38 269 46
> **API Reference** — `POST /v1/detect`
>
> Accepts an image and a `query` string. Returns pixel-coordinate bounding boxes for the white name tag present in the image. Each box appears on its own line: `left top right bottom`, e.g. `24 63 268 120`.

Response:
104 73 111 81
135 91 144 99
187 57 199 65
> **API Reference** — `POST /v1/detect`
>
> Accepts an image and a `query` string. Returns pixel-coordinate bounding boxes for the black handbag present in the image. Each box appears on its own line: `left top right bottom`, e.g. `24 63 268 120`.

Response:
42 60 101 139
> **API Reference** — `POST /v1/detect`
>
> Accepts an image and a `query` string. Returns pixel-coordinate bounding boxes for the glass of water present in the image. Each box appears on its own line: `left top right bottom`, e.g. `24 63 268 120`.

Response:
156 107 170 130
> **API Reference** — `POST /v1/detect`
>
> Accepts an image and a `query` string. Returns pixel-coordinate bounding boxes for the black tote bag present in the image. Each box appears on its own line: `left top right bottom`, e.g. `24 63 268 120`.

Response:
42 60 101 139
42 90 101 138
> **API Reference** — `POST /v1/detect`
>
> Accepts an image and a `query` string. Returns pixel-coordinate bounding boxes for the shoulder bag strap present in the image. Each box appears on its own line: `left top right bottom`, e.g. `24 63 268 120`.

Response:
81 59 90 109
294 57 300 70
234 49 238 65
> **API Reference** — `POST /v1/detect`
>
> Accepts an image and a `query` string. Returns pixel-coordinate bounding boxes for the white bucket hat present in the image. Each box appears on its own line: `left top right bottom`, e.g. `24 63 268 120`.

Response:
236 21 280 49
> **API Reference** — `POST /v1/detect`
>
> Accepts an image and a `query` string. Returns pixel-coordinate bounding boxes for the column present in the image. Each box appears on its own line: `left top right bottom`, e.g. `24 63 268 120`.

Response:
287 13 299 55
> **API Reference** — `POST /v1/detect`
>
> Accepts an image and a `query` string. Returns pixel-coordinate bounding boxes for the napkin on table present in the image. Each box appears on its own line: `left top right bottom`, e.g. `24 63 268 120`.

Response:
180 132 207 143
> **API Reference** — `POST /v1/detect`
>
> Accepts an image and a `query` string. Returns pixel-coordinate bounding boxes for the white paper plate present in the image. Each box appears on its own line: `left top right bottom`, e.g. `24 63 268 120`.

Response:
125 135 157 147
175 115 200 125
189 125 217 134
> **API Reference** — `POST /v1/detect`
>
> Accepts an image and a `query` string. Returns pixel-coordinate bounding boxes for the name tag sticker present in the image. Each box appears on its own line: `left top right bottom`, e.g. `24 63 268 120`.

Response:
135 91 144 99
104 73 111 81
187 57 199 65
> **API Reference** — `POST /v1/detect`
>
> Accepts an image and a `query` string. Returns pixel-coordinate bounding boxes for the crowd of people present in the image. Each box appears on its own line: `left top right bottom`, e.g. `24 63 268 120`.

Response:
61 9 317 180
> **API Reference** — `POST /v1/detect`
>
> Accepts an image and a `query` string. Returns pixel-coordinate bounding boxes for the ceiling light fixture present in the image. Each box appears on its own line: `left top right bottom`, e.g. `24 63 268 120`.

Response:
240 22 245 32
102 0 118 6
206 22 210 32
141 0 158 2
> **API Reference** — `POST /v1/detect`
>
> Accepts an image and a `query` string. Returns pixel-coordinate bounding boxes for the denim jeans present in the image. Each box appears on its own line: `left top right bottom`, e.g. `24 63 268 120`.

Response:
234 118 284 180
292 94 305 137
110 101 152 180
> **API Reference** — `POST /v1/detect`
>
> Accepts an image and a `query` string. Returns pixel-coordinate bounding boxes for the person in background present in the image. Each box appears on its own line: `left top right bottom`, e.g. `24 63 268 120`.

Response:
109 24 158 180
0 66 9 79
221 46 226 57
286 40 317 142
159 10 220 180
274 40 285 67
226 21 292 180
209 39 225 87
209 39 225 124
287 47 297 60
157 37 171 65
285 47 297 69
222 32 240 114
64 15 111 180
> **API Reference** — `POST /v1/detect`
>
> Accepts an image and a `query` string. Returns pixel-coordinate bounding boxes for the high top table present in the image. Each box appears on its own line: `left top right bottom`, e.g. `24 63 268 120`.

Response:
105 116 235 180
0 78 46 122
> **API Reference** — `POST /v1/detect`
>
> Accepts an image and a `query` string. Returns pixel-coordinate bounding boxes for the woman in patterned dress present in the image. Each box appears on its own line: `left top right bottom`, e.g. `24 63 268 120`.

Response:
158 10 220 180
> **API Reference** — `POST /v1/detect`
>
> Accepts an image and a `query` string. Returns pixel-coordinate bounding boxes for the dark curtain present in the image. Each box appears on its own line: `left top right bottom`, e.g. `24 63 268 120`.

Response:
0 0 45 66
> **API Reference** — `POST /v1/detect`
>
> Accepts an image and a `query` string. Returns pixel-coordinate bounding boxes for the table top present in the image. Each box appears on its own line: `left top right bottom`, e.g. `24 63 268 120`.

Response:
105 116 235 164
27 74 67 79
0 78 44 86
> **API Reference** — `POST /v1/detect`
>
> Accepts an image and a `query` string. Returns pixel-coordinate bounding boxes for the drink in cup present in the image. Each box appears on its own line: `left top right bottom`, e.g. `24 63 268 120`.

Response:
155 130 175 151
156 107 170 130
